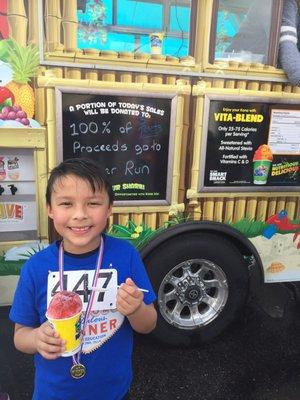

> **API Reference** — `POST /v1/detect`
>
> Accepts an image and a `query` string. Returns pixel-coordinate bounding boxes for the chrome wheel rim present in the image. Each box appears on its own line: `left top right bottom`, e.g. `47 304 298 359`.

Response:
158 258 229 330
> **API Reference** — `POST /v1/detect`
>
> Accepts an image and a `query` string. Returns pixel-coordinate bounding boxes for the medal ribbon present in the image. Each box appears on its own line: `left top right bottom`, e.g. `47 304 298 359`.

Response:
58 235 104 368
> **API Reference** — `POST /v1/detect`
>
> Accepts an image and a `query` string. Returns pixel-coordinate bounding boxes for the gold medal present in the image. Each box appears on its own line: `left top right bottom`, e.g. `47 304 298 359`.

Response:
70 363 86 379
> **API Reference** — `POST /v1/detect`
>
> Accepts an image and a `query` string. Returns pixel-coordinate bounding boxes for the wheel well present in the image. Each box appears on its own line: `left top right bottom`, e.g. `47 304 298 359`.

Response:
141 221 264 288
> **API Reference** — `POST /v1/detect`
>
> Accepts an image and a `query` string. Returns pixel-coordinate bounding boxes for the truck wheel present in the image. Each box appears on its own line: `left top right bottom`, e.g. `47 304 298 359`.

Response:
144 232 249 346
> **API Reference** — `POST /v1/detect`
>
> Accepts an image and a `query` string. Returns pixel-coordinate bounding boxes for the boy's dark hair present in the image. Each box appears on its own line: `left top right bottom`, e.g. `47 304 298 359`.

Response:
46 157 114 205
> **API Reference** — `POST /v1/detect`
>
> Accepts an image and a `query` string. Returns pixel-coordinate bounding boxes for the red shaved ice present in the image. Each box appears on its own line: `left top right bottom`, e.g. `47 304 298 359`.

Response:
47 291 82 319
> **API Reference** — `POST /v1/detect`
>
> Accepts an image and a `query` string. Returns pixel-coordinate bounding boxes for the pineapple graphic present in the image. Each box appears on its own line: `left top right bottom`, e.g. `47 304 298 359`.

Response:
5 39 39 118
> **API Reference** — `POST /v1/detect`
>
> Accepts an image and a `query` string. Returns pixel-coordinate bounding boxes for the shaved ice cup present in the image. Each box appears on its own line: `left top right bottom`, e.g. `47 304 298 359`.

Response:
150 32 164 54
46 309 82 357
253 160 271 185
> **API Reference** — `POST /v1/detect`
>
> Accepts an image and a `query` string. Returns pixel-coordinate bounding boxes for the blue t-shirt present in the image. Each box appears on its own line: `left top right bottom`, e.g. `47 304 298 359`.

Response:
9 235 156 400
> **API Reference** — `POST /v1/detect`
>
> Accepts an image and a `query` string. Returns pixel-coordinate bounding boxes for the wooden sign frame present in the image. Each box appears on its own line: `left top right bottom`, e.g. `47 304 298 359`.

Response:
196 93 300 194
55 86 179 207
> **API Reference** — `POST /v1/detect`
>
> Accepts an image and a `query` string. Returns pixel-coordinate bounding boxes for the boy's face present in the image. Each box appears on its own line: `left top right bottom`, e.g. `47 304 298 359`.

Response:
47 174 112 254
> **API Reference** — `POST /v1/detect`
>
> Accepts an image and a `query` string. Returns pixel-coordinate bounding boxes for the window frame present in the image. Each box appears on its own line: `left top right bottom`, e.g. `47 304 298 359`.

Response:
76 0 194 56
209 0 283 66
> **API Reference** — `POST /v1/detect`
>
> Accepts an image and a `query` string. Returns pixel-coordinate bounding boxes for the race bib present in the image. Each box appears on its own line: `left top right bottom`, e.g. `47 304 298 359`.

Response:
82 309 124 353
47 269 124 351
47 269 118 311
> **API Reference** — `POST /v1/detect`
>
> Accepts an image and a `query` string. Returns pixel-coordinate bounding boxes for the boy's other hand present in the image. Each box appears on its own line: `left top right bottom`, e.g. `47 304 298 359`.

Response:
34 321 66 360
117 278 144 316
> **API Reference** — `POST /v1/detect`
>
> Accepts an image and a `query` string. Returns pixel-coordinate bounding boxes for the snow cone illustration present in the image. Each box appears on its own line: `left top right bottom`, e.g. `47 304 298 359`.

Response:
253 144 273 185
150 32 164 54
46 291 83 357
0 157 6 180
7 156 20 180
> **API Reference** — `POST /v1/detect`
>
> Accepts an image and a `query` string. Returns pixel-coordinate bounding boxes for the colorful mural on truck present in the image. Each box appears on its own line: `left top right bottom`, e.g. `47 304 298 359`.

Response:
0 1 42 305
248 211 300 282
0 38 41 128
108 212 300 283
1 210 299 279
226 211 300 282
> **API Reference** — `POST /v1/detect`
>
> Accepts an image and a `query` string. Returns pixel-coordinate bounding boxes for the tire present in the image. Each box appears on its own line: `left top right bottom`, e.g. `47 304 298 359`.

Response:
144 232 249 346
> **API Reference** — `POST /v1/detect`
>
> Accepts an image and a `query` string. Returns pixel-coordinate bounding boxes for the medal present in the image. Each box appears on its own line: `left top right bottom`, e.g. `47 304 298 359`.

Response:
58 236 104 379
70 363 86 379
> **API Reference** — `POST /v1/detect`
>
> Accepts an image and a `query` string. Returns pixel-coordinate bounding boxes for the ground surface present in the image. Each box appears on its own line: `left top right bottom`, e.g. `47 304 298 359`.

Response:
1 283 300 400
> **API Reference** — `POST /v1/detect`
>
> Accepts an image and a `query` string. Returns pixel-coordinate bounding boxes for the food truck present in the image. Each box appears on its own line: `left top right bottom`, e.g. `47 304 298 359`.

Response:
0 0 299 346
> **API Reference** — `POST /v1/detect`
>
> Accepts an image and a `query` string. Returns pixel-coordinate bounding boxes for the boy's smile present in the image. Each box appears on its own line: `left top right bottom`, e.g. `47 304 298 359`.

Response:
47 174 112 254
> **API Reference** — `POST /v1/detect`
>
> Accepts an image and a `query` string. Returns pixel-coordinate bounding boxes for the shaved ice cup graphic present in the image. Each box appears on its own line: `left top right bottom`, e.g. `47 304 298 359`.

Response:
150 32 164 54
253 160 272 185
46 291 83 357
253 144 273 185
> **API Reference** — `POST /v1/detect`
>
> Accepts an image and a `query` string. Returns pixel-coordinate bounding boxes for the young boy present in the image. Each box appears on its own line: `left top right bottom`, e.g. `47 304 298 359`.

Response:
9 157 157 400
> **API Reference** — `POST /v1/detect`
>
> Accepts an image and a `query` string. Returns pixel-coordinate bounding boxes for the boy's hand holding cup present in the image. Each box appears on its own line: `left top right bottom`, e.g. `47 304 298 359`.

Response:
34 320 66 360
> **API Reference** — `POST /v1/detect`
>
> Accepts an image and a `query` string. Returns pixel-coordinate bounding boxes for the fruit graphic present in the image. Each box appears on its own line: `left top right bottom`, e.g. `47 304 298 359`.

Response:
5 39 39 118
0 86 14 110
0 104 30 126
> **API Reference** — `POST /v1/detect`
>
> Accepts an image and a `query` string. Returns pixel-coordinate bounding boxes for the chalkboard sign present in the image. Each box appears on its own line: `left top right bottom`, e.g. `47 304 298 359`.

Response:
56 88 178 205
199 95 300 192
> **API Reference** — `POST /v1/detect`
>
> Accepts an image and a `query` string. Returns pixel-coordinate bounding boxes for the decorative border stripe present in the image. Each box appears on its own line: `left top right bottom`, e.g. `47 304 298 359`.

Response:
281 25 297 34
279 35 298 44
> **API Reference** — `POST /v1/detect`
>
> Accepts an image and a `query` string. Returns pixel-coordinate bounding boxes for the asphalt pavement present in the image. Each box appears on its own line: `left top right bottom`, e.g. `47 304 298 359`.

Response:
1 282 300 400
